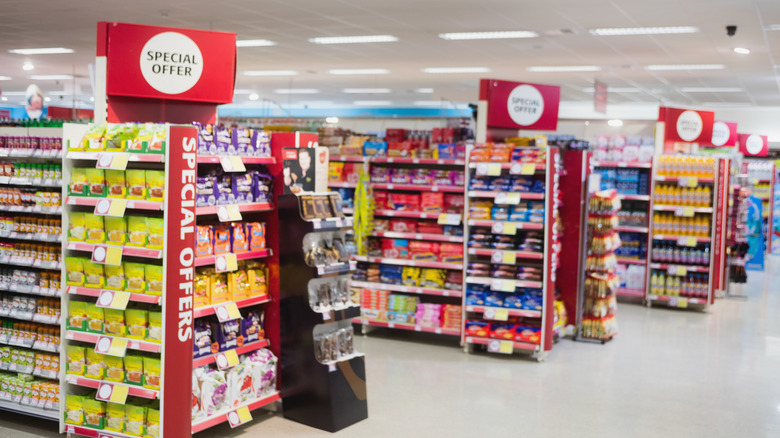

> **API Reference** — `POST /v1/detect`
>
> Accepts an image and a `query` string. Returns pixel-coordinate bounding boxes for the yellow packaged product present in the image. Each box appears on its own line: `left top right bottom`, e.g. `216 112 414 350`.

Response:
229 269 251 301
65 345 85 375
83 260 105 289
145 170 165 202
105 264 125 290
85 303 105 334
64 394 85 425
147 312 162 343
143 357 160 390
125 309 148 340
85 168 107 197
145 264 163 296
84 213 105 243
84 349 106 379
106 169 127 198
194 271 211 308
83 398 107 429
65 257 85 286
106 402 126 433
124 262 146 293
104 308 127 337
127 216 148 247
126 170 146 200
328 161 344 182
129 123 152 152
246 262 268 295
104 355 125 382
81 124 107 151
67 301 87 331
210 272 230 304
124 355 144 386
147 124 166 154
145 407 160 438
105 216 127 245
124 403 147 437
146 218 164 249
69 212 86 241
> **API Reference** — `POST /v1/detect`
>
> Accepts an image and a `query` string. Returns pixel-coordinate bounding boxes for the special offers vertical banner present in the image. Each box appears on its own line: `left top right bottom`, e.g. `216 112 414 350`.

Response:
162 125 198 438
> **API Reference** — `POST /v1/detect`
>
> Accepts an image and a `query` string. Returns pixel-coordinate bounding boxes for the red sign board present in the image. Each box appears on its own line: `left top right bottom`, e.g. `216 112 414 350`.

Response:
738 133 769 157
100 22 236 103
479 79 560 131
594 81 607 114
709 121 738 147
658 106 715 143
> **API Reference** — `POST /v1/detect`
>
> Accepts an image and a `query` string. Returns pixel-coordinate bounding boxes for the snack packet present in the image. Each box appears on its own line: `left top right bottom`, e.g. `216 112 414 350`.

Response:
83 260 105 289
81 124 106 151
126 170 146 200
106 170 127 198
126 309 148 340
106 402 126 433
105 264 125 290
104 308 127 337
104 354 125 382
85 168 107 197
124 355 144 386
66 345 86 375
124 403 146 437
147 218 163 249
85 303 105 333
69 168 88 196
69 212 86 241
145 265 163 296
105 216 127 245
147 312 162 343
145 171 165 202
65 257 85 286
84 213 105 243
64 394 85 424
127 216 148 247
143 357 161 390
85 349 106 379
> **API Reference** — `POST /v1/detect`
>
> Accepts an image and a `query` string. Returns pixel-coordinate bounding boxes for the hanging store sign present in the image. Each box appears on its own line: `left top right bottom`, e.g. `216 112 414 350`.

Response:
738 133 769 157
710 121 738 147
658 106 714 143
479 79 561 131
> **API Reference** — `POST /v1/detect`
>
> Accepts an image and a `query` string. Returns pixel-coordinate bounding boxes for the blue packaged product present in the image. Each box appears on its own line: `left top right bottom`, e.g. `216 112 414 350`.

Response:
503 294 524 309
466 291 486 306
363 141 388 157
484 293 504 307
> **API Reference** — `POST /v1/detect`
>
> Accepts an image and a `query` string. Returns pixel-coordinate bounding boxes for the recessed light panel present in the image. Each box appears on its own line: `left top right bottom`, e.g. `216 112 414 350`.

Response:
590 26 699 36
439 31 538 40
309 35 398 44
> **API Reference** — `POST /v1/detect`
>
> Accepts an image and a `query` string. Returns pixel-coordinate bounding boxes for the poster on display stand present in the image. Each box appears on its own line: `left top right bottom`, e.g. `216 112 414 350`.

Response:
746 195 765 271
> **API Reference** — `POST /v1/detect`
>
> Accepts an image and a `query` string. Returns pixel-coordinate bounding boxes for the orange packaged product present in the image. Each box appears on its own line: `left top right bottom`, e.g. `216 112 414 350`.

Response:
212 225 231 255
230 223 248 254
196 226 213 257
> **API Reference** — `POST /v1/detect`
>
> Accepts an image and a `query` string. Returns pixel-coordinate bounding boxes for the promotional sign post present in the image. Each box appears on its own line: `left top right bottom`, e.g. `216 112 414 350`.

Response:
656 106 715 154
476 79 561 142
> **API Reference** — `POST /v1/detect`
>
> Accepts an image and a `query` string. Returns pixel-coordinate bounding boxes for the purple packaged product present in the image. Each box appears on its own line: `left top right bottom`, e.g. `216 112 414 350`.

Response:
252 171 273 203
232 173 254 203
369 167 391 184
390 168 412 184
411 168 433 185
241 309 264 343
213 319 241 351
195 123 217 155
432 170 451 186
250 130 271 157
196 175 218 207
216 173 235 205
232 128 252 156
214 125 234 155
193 320 214 357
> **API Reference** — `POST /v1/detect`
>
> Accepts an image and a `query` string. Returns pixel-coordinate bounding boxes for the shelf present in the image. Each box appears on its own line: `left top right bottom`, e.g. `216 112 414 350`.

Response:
464 336 538 351
67 241 162 259
0 257 61 271
372 157 465 165
466 276 543 289
616 288 645 298
350 280 462 297
0 177 62 188
653 205 713 213
65 375 159 399
351 255 462 270
0 205 61 214
0 282 59 297
0 398 58 420
647 294 708 305
65 425 141 438
655 176 715 184
591 160 652 168
468 162 545 171
0 149 62 159
193 294 270 318
465 305 542 318
373 231 463 243
197 155 275 165
372 183 463 193
650 263 710 272
329 155 366 162
652 234 711 243
66 196 164 211
372 210 445 220
466 219 544 230
617 194 651 201
615 226 649 233
616 258 647 265
194 249 273 267
65 330 162 353
467 191 545 200
196 202 274 215
67 151 164 162
0 310 59 325
467 248 544 261
191 391 281 433
66 286 161 305
0 231 60 243
192 339 270 368
354 317 460 336
328 181 358 188
317 261 356 276
312 217 353 230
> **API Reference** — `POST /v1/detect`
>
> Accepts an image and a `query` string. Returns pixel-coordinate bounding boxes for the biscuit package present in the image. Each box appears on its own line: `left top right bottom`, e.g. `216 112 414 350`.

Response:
146 170 165 202
126 309 148 340
126 170 146 200
124 355 144 386
147 218 164 249
106 169 127 198
127 216 148 247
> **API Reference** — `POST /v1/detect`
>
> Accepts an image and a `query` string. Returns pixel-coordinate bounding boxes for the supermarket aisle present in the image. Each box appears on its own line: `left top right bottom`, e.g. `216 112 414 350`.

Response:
1 265 778 438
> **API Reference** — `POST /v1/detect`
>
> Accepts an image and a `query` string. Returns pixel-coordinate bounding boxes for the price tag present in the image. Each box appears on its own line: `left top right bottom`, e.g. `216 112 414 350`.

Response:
677 237 697 247
215 253 238 273
491 221 517 235
484 308 509 321
215 302 241 323
217 205 243 222
96 382 129 404
667 265 687 276
510 163 536 175
92 246 123 266
227 406 253 428
487 339 514 354
94 199 127 217
674 207 695 217
96 290 130 310
96 153 130 170
95 336 128 357
215 349 240 370
678 177 698 187
437 213 461 225
491 250 516 265
475 163 501 176
220 156 246 173
491 279 516 292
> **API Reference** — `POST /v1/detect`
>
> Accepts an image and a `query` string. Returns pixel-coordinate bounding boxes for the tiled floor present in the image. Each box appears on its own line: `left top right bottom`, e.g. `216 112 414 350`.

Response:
2 259 778 438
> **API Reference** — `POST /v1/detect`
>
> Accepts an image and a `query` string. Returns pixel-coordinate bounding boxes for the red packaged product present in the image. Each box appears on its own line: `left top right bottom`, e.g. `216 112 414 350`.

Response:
444 194 464 213
409 241 439 260
385 129 408 142
439 242 463 263
490 323 516 340
421 192 444 213
374 191 388 210
416 222 443 234
389 219 417 233
388 141 412 157
381 239 409 259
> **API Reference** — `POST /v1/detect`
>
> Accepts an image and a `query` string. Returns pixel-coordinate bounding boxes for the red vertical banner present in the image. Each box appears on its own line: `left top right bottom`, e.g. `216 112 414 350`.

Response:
162 125 198 438
543 147 560 351
710 158 729 302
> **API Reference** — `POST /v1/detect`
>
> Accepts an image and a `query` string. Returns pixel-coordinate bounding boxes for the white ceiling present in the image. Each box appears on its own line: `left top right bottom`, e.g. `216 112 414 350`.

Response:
1 0 780 109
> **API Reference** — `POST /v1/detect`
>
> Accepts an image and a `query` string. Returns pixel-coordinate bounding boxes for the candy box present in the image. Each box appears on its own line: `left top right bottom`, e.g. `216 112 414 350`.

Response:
515 326 541 344
212 319 242 351
212 225 231 255
465 320 489 337
250 130 271 157
215 174 234 205
232 173 254 203
490 323 515 340
196 225 213 257
421 192 444 213
247 222 266 251
193 320 215 358
381 239 409 259
196 175 217 207
241 309 264 343
214 125 233 155
409 241 439 261
388 219 416 233
232 128 252 156
230 222 249 253
329 162 345 183
363 141 387 157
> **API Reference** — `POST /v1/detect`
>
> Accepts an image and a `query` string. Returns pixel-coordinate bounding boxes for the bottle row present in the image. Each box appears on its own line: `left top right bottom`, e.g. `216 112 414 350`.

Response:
656 156 716 178
0 163 62 181
651 243 710 265
0 189 61 208
0 136 62 152
651 213 711 237
649 270 709 298
654 184 711 207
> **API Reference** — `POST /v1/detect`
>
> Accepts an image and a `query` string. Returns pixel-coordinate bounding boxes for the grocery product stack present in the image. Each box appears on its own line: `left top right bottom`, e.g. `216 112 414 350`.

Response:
726 174 750 285
463 142 560 358
744 161 775 253
580 190 620 341
0 132 63 419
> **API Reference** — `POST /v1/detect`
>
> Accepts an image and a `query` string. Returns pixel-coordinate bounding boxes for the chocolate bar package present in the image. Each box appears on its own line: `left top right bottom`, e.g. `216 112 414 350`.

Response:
251 130 271 157
193 320 214 358
214 125 234 155
216 173 235 205
241 309 264 343
232 173 254 204
196 174 218 207
232 128 252 156
212 319 241 351
195 123 217 155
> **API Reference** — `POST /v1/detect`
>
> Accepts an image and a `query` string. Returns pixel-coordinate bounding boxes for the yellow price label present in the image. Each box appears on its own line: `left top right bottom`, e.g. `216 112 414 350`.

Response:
92 246 123 266
97 290 130 310
216 349 240 370
499 340 514 353
215 253 238 273
96 383 129 404
678 177 698 187
494 308 509 321
215 301 242 322
495 193 520 205
677 298 688 308
220 156 247 172
520 163 536 175
491 279 516 292
94 199 127 217
228 406 253 428
217 205 243 222
674 207 695 217
95 336 128 357
677 237 697 247
487 163 502 176
437 213 461 225
96 153 130 171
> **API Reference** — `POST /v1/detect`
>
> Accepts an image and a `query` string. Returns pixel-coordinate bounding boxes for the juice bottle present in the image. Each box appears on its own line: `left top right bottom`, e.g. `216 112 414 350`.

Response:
702 186 711 207
665 274 673 296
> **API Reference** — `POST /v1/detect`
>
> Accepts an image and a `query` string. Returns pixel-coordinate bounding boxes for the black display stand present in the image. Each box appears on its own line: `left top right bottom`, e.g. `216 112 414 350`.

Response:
278 194 368 432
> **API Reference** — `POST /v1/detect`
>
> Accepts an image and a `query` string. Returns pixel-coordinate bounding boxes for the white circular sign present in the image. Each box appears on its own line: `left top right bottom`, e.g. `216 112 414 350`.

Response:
506 85 544 126
676 110 703 142
711 121 730 146
216 306 228 321
216 256 227 271
98 291 114 306
745 134 764 155
97 337 111 352
98 155 112 167
140 32 203 95
98 384 112 399
96 199 110 214
216 355 227 368
93 246 106 262
227 412 239 425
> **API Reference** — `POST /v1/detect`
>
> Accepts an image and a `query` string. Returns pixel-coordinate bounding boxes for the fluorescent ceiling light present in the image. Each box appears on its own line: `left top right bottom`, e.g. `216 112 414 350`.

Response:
414 101 445 106
9 47 74 55
0 91 25 96
701 102 752 107
89 97 94 102
415 88 434 94
645 64 725 71
325 116 339 124
439 31 538 40
608 119 623 127
582 87 641 93
309 35 398 44
527 65 601 72
22 63 34 71
30 74 72 80
679 87 743 92
244 70 297 76
422 67 491 74
342 88 391 94
590 26 699 36
733 47 750 54
274 88 319 94
48 91 70 96
328 69 389 75
44 97 51 102
353 100 392 106
236 39 276 47
248 93 260 101
0 76 11 81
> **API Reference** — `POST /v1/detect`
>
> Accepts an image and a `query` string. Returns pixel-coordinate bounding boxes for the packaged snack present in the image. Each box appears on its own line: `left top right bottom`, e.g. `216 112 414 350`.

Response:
145 407 160 438
69 168 88 196
106 170 127 198
105 308 127 337
147 218 164 249
193 320 214 358
143 357 161 390
124 262 146 293
241 309 263 343
194 271 211 308
246 262 268 295
124 355 144 386
228 269 250 301
105 264 126 290
145 171 165 202
147 312 162 343
145 265 163 296
68 301 88 331
212 225 230 255
126 170 146 200
196 123 216 155
81 124 107 151
85 349 106 379
213 319 241 351
83 213 105 244
106 402 126 433
230 222 248 253
86 303 105 333
214 125 232 154
104 354 125 382
66 345 86 375
104 216 127 245
196 226 214 257
126 309 148 340
247 222 266 251
83 260 105 289
129 123 152 152
68 212 86 241
147 124 166 153
64 394 85 425
85 168 107 197
65 257 85 286
103 123 137 152
124 404 147 437
127 216 148 247
210 273 230 304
